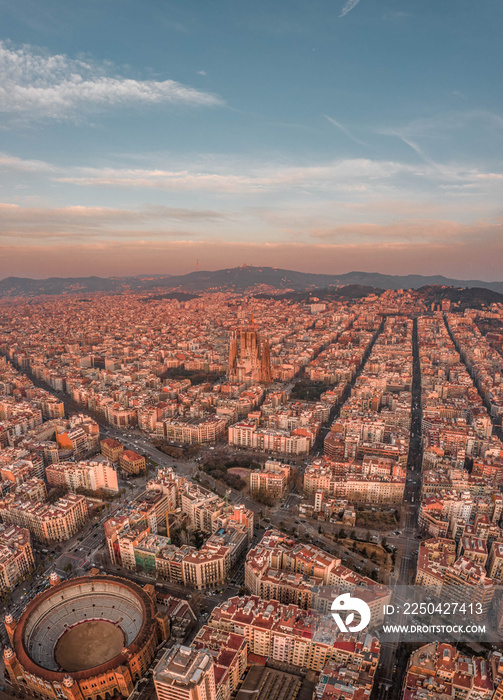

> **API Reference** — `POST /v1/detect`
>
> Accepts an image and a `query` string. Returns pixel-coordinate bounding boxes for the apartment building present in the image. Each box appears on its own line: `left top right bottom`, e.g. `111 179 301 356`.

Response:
161 415 227 445
119 449 146 475
487 542 503 581
208 595 380 673
304 456 406 505
100 437 124 463
228 421 313 455
402 642 494 700
105 469 252 589
0 523 34 594
315 658 378 700
154 645 217 700
245 529 390 624
0 492 88 543
249 460 291 499
415 538 457 596
192 626 247 700
46 458 118 492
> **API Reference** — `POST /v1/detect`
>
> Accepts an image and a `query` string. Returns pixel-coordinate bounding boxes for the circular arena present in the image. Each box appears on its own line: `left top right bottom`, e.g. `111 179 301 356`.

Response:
6 574 166 699
22 577 145 672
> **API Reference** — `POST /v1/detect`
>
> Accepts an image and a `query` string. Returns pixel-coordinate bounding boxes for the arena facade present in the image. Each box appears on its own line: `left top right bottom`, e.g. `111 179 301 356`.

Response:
3 571 170 700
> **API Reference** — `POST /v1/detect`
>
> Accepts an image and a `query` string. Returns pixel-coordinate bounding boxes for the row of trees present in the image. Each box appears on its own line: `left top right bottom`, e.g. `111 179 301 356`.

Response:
151 439 200 460
201 461 247 491
75 486 119 502
290 378 328 401
200 455 253 491
160 367 221 386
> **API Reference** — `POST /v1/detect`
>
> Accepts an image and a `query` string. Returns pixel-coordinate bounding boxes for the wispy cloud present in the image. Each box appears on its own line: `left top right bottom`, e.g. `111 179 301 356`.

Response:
377 110 503 153
324 115 368 147
0 41 223 122
2 147 501 205
340 0 362 18
307 216 503 245
0 152 55 173
2 151 502 230
53 158 413 194
0 203 229 239
1 150 411 194
385 130 440 169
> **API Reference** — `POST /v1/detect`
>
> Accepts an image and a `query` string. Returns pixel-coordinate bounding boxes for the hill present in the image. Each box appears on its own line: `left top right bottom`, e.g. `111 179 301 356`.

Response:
416 285 503 310
0 267 502 297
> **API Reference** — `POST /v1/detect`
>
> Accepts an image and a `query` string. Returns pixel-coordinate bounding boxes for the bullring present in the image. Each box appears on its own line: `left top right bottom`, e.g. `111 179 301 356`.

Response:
4 573 170 700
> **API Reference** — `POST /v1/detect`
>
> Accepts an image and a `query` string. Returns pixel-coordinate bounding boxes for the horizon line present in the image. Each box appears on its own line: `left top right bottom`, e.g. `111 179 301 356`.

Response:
0 266 501 285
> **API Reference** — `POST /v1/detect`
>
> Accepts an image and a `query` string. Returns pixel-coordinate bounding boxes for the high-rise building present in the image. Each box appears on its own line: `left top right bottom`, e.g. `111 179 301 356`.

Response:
154 645 217 700
228 325 271 384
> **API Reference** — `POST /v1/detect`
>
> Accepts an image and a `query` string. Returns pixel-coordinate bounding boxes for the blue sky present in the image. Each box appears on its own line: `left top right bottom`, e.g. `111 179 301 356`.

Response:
1 0 502 279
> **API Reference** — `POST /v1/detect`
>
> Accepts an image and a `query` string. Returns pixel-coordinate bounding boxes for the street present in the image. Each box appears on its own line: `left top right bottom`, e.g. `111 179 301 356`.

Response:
371 316 424 700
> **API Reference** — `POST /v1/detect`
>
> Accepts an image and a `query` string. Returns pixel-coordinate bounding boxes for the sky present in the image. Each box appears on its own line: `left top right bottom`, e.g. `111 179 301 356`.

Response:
0 0 502 281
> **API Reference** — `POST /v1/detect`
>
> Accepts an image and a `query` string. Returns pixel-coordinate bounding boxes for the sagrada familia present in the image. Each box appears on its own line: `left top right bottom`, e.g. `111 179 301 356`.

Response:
228 325 272 384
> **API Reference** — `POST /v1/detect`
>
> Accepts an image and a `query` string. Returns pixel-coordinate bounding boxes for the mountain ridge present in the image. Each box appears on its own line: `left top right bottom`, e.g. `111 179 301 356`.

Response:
0 267 502 297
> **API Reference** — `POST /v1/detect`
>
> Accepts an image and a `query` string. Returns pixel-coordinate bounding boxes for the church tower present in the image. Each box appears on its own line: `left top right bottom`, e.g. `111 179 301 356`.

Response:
228 322 271 384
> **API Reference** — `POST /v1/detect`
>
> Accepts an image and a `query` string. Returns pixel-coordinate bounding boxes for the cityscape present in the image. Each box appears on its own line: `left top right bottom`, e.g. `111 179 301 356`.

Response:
1 0 503 699
0 282 502 699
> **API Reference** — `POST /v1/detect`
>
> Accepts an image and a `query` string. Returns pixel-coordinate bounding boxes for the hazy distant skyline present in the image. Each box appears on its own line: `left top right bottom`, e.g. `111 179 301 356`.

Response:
1 0 502 280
